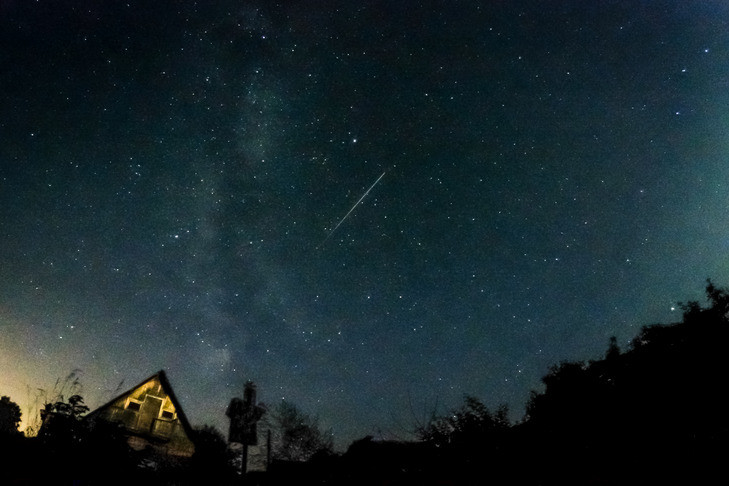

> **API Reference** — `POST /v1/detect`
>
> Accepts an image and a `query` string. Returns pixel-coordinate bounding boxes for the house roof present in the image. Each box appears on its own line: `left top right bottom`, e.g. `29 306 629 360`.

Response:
86 369 195 439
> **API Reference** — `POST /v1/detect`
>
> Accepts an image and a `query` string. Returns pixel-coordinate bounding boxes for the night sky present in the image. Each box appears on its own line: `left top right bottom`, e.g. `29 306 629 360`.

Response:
2 1 729 447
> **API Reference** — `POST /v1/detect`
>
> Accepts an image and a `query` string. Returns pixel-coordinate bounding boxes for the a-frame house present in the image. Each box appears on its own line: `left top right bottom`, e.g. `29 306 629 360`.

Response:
86 370 195 457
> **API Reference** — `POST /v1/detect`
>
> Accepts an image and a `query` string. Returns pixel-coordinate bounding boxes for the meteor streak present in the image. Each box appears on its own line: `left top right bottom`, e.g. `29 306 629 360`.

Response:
322 171 386 245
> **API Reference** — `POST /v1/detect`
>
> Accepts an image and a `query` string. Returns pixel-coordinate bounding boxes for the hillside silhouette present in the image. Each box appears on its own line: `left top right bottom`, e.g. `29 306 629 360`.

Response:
266 279 728 485
513 279 728 485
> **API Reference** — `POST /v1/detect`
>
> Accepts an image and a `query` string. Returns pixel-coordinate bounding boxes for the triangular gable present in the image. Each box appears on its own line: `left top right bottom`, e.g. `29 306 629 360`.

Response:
87 370 195 456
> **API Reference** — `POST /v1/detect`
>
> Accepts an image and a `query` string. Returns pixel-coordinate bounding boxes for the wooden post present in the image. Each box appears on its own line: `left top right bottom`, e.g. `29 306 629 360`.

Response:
266 429 272 470
241 443 249 483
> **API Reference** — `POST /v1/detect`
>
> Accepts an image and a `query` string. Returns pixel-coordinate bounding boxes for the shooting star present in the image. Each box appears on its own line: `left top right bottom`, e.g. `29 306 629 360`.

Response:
321 171 386 246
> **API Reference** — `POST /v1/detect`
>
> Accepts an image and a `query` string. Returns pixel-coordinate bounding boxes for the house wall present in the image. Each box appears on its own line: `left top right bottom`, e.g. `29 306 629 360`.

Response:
95 376 195 457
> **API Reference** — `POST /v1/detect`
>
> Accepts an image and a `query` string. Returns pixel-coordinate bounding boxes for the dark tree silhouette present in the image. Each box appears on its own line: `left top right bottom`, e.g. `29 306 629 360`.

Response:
0 396 21 437
28 393 141 485
264 400 333 462
521 279 729 485
414 396 512 484
188 425 236 483
38 393 89 446
0 395 30 486
417 395 509 448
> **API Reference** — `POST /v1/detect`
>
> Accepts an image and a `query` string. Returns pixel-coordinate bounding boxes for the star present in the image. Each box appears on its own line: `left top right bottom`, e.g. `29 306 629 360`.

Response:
1 0 728 450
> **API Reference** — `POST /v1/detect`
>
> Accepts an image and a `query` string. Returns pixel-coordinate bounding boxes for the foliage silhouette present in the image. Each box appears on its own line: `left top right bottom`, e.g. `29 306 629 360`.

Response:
4 392 140 485
0 395 22 437
187 425 237 484
264 400 334 462
520 279 728 485
417 395 509 449
413 396 513 484
38 393 90 446
23 369 85 437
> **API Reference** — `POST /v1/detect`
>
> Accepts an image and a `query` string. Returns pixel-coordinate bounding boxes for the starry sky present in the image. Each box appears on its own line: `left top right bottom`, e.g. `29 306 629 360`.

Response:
2 1 729 447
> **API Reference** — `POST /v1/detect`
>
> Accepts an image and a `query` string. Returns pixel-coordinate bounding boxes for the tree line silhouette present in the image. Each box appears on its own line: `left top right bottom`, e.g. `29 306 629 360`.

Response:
1 280 726 485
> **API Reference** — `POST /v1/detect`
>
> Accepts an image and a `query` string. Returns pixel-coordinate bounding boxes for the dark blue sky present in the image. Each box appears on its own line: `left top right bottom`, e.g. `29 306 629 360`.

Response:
2 1 728 447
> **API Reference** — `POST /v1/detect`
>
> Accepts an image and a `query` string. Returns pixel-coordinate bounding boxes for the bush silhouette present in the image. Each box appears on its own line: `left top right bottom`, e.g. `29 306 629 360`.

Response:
521 279 728 485
0 396 21 437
